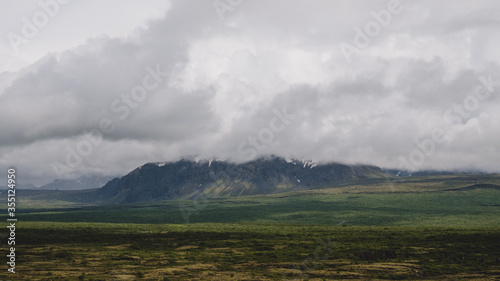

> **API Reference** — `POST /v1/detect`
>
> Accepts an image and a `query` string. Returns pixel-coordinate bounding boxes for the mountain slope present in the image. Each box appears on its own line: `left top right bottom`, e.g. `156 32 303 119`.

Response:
96 156 387 203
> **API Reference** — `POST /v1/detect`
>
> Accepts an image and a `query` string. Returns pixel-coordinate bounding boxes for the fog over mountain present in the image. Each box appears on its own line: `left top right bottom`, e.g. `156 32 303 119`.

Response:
38 175 116 190
1 0 500 185
96 156 388 203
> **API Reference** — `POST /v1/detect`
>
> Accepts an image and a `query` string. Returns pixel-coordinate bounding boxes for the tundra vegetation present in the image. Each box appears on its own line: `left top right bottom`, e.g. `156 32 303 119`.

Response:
1 174 499 280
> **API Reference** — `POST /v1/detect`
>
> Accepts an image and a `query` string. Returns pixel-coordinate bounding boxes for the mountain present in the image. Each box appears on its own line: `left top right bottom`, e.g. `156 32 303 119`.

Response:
0 183 38 190
96 156 387 203
39 175 115 190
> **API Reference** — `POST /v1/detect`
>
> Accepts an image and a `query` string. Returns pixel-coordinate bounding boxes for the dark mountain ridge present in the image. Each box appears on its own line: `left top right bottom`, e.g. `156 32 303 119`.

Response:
96 156 387 203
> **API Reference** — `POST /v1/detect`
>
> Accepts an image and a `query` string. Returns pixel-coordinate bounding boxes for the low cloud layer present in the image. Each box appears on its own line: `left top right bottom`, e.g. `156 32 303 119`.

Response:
1 0 500 185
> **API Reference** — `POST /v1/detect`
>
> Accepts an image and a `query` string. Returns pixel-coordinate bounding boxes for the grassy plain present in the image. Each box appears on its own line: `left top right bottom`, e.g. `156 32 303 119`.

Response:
3 223 500 280
1 174 499 280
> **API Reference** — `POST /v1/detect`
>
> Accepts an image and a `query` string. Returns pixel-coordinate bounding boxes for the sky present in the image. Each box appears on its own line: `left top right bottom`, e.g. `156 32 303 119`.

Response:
1 0 499 186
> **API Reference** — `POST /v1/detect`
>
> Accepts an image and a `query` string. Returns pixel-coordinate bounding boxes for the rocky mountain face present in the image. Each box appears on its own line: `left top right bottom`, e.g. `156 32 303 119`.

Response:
96 156 387 203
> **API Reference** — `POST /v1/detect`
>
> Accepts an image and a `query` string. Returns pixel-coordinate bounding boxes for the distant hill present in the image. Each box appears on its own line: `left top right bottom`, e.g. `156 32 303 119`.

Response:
38 175 115 190
382 169 479 177
96 156 387 203
0 183 38 190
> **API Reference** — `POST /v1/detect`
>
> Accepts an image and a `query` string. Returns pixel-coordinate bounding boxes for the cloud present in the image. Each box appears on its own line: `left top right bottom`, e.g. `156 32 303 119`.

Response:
1 0 500 185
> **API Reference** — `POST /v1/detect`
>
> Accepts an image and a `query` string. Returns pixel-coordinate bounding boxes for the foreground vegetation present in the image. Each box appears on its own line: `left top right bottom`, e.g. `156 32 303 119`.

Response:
2 222 500 280
1 174 499 280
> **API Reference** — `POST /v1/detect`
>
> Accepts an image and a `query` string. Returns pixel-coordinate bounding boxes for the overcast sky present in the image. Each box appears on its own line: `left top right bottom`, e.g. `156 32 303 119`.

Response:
1 0 500 185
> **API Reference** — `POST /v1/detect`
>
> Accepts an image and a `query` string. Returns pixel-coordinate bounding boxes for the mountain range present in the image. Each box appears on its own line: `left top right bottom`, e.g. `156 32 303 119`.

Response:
0 175 114 190
95 156 388 203
38 175 115 190
5 156 494 205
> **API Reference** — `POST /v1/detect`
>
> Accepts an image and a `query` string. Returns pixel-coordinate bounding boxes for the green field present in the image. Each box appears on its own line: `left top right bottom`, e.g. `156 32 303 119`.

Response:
1 175 500 280
3 222 500 280
11 174 500 227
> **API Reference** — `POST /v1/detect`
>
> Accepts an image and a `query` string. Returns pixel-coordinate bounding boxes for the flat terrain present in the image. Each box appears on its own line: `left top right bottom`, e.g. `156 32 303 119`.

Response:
10 174 500 227
1 174 499 280
3 223 500 280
